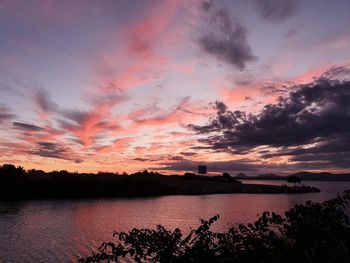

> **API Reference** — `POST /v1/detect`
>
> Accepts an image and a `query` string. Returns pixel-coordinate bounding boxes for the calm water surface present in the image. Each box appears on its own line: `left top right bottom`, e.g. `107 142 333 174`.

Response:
0 180 349 262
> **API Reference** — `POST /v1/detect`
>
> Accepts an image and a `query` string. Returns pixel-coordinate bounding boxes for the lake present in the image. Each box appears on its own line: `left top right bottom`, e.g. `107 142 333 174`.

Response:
0 180 349 262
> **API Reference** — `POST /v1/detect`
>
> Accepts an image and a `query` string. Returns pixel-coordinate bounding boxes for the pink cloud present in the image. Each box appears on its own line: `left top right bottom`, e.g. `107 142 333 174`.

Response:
95 137 134 154
124 0 182 59
292 66 330 84
91 0 190 92
128 97 198 127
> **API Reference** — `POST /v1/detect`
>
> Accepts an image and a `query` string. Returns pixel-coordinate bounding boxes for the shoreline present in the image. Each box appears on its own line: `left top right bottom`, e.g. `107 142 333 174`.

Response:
0 176 320 201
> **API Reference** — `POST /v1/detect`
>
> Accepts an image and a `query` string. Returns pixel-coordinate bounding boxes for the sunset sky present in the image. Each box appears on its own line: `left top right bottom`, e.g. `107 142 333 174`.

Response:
0 0 350 175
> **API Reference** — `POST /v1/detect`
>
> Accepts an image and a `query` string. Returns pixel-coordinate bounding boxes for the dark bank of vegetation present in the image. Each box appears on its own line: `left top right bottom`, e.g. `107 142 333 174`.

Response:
80 193 350 263
0 164 319 200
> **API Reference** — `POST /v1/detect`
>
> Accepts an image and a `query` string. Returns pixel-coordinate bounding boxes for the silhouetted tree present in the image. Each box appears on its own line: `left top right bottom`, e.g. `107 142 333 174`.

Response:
0 164 25 177
27 169 46 176
287 175 301 187
223 172 232 180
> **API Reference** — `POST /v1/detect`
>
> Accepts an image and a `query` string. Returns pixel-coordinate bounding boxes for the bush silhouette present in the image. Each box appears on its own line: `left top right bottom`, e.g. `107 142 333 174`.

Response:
183 172 196 178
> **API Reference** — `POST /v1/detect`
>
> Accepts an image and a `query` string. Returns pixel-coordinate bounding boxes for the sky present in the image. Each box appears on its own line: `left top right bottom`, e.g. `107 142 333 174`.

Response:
0 0 350 175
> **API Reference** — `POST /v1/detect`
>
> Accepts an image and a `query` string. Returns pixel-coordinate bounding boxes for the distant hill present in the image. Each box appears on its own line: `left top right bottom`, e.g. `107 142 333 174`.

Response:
235 173 248 179
235 173 284 180
235 171 350 181
257 173 283 179
290 171 350 181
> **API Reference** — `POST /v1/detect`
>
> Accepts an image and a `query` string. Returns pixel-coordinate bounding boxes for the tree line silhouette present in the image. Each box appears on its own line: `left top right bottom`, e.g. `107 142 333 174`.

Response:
0 163 242 200
0 163 318 200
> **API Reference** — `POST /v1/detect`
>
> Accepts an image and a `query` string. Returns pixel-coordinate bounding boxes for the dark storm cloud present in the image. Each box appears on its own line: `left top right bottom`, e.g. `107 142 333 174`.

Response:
199 1 257 70
260 84 288 96
189 77 350 168
292 153 350 167
255 0 300 23
262 135 350 169
263 136 350 159
321 65 350 81
13 122 44 131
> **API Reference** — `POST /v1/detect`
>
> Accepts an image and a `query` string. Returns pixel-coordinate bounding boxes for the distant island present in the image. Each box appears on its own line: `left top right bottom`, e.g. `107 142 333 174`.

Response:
0 164 321 200
236 171 350 181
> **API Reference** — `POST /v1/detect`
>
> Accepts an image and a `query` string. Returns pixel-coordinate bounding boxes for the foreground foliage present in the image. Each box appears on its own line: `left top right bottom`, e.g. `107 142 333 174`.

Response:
80 194 350 263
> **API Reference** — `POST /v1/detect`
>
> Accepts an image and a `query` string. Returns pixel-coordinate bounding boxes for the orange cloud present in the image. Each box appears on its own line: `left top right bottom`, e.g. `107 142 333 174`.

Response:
95 137 134 154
